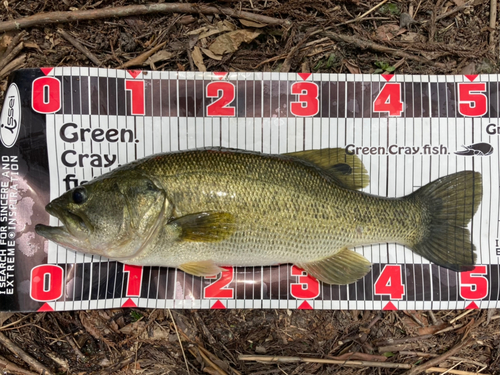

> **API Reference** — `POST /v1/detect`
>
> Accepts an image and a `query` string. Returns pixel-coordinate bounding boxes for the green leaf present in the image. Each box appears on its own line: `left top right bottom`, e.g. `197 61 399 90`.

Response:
130 311 143 321
386 66 396 72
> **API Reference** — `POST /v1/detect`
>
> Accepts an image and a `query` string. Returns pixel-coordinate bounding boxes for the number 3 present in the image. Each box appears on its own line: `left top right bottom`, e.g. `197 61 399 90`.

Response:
290 265 320 299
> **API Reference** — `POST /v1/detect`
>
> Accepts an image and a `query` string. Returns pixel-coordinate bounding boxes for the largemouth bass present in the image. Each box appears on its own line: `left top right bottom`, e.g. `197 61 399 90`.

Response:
35 148 482 285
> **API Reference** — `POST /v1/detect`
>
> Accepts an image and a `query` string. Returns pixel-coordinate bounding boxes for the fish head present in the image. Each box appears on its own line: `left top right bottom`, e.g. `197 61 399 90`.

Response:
35 171 169 260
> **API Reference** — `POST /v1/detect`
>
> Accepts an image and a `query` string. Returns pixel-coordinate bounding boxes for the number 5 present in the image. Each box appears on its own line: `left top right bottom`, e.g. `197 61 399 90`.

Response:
458 83 487 117
460 265 488 300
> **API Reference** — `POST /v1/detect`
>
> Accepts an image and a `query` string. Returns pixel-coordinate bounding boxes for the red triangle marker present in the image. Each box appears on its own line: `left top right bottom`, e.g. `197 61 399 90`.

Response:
383 301 398 310
41 67 53 76
127 70 142 79
211 300 226 309
122 298 137 308
381 74 393 82
38 303 54 312
213 72 228 80
465 301 479 309
298 301 313 310
465 75 478 82
298 73 311 81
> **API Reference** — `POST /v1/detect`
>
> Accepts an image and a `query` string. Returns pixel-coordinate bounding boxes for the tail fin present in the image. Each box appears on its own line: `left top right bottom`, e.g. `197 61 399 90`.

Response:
408 171 482 272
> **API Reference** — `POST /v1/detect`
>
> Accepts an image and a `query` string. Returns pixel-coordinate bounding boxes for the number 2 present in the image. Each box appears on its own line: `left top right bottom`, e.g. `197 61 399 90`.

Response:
203 267 234 298
206 81 235 116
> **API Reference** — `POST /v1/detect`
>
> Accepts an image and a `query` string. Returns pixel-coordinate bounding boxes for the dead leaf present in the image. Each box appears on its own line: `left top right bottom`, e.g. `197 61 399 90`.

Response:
23 41 42 52
460 62 476 75
199 21 237 39
192 46 207 72
121 41 167 69
240 18 268 28
0 312 13 326
401 32 420 42
209 29 261 55
344 59 361 74
146 50 175 65
201 47 223 61
376 24 405 41
187 26 209 36
417 322 449 335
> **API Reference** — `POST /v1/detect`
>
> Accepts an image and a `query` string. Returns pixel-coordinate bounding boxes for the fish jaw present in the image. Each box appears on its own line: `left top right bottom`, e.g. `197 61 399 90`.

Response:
35 223 90 252
35 201 93 252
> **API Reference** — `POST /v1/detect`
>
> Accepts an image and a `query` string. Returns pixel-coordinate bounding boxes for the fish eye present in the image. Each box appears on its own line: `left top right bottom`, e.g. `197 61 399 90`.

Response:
72 188 87 204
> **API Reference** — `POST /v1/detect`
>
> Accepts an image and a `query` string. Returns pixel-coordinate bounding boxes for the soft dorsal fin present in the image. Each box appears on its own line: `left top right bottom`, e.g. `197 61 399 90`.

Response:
286 148 369 190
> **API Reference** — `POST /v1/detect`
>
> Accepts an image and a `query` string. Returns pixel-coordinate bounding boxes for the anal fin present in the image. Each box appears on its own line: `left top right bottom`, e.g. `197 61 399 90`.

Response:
179 260 223 277
297 247 371 285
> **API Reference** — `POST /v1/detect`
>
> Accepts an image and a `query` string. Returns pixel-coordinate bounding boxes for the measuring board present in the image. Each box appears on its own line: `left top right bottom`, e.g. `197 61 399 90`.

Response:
0 68 499 312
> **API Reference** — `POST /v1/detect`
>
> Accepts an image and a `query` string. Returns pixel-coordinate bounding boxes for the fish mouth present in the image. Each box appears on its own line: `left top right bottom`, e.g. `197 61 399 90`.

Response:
35 202 92 242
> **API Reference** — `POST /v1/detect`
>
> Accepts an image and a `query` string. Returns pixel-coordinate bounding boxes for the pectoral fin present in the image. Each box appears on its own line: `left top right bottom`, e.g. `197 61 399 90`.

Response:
286 148 369 190
179 260 223 277
168 212 236 242
297 247 371 285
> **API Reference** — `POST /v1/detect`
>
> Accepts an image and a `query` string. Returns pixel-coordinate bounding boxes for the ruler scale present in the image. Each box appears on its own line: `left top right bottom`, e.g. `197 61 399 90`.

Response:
0 68 498 312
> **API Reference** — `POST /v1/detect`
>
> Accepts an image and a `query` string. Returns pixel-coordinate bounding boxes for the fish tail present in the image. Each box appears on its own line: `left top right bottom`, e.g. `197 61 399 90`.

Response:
407 171 482 271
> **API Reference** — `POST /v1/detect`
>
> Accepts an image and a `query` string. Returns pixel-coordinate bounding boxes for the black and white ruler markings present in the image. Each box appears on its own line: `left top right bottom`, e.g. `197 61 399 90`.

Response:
17 68 500 311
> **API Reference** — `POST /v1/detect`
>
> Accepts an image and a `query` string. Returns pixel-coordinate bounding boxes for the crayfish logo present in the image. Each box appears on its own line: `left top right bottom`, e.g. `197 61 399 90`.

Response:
454 142 493 156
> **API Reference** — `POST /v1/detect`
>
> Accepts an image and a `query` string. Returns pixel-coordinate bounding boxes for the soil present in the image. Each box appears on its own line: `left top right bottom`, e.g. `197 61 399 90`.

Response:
0 0 499 374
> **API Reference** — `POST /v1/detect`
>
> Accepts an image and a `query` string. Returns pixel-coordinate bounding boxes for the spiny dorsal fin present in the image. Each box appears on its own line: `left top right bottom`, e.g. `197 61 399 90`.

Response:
169 212 236 242
179 260 223 277
286 148 369 190
296 247 371 285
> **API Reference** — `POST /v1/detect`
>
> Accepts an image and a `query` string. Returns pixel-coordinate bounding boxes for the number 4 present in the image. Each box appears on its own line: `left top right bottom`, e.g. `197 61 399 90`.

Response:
373 83 403 116
374 265 405 300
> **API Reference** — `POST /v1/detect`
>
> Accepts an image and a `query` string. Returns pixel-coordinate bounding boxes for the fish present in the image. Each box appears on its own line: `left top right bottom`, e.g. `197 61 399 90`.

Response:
35 148 482 285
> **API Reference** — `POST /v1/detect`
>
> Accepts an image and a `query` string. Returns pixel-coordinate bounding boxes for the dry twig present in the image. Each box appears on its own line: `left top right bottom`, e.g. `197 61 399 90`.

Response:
0 354 39 375
0 3 289 33
320 31 446 68
57 28 102 66
0 31 27 72
167 309 190 375
239 355 413 369
0 331 53 375
401 338 473 375
120 41 167 69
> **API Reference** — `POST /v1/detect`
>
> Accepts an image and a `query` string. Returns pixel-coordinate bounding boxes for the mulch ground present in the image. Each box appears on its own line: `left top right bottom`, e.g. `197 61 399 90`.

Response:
0 0 499 374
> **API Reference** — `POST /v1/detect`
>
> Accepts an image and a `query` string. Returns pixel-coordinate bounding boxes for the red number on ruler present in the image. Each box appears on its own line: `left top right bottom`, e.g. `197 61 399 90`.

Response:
458 83 487 117
125 80 145 115
374 265 405 299
290 265 320 299
459 265 488 300
373 83 403 116
30 265 63 302
290 82 319 117
32 77 61 113
123 264 143 297
206 82 236 116
203 267 234 298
